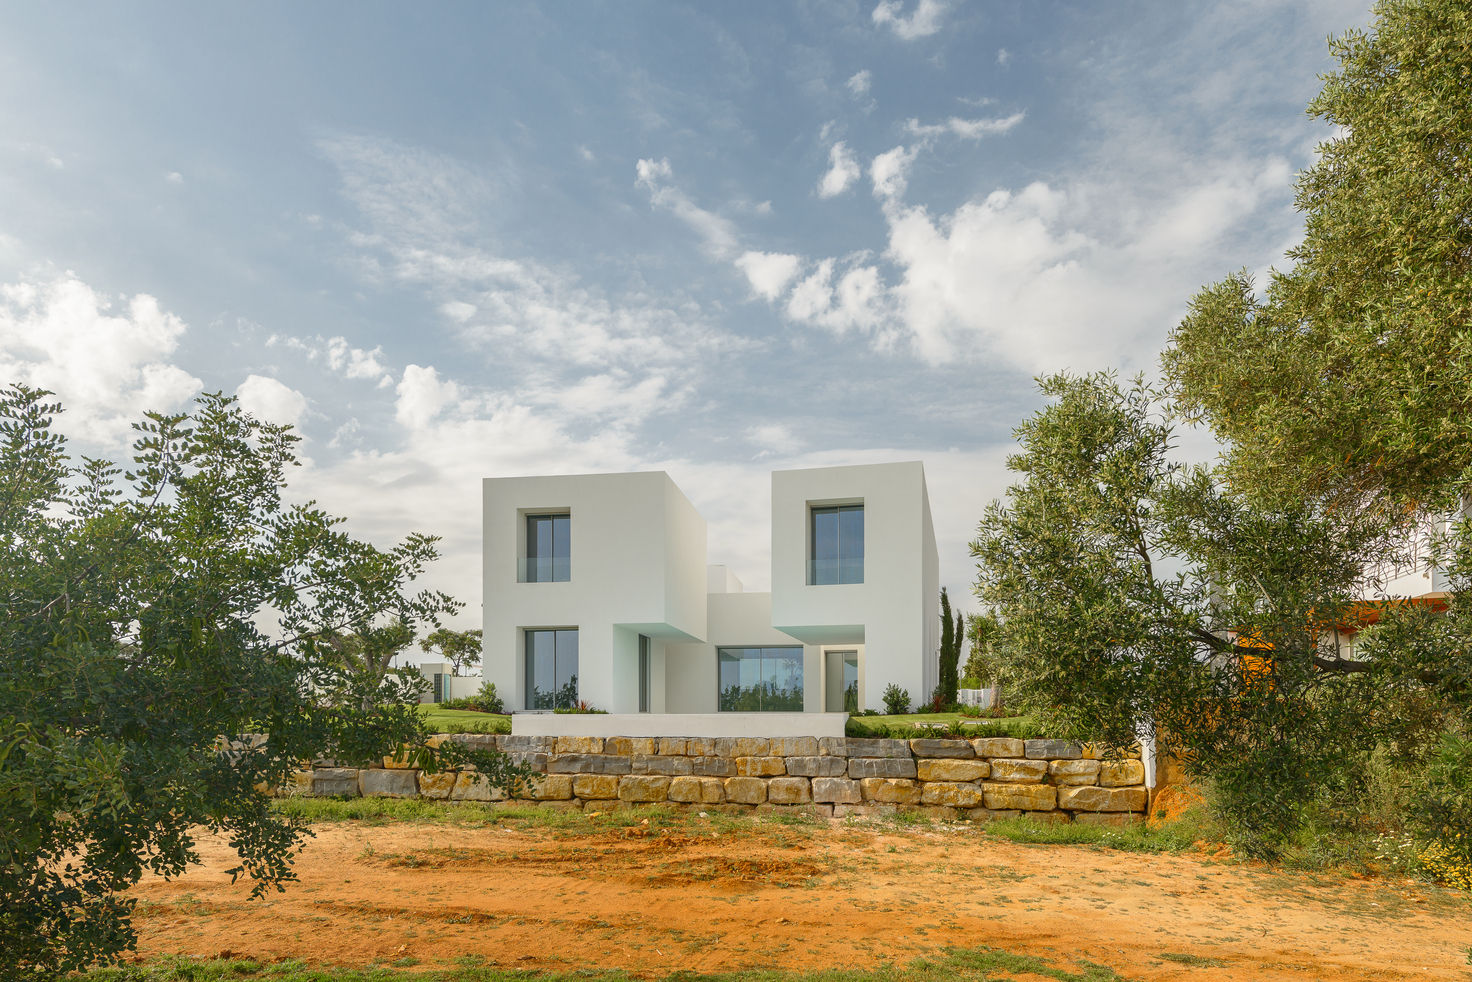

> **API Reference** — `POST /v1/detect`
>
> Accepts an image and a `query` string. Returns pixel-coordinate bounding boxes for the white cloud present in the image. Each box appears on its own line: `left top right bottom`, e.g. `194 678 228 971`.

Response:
872 0 948 39
165 171 184 184
846 70 872 96
577 145 596 162
735 251 803 301
325 336 393 385
785 259 887 336
0 272 201 447
870 145 918 201
439 300 477 323
235 374 309 429
395 364 460 430
905 113 1026 140
745 423 801 456
817 141 861 198
997 48 1012 67
635 157 740 259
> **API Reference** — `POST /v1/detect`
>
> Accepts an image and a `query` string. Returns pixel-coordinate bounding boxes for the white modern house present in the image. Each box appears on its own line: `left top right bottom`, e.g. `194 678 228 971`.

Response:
481 462 939 729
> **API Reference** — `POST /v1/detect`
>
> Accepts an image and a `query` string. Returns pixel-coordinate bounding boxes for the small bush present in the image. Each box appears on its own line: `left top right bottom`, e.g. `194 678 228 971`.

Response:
882 683 911 715
439 681 505 714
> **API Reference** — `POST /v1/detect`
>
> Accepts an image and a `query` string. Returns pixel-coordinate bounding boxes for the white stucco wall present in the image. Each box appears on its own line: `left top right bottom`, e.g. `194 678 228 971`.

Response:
769 462 939 711
482 471 707 713
664 591 817 713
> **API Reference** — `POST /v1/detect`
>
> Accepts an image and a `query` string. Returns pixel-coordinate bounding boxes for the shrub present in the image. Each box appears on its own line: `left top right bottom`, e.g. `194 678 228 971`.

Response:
439 682 504 714
882 683 911 715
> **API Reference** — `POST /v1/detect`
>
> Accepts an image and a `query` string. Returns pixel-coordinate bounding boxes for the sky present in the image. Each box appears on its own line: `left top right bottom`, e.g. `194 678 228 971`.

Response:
0 0 1375 634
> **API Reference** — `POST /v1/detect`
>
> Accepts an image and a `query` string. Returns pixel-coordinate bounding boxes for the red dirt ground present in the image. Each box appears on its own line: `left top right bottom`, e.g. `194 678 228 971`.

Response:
127 816 1472 980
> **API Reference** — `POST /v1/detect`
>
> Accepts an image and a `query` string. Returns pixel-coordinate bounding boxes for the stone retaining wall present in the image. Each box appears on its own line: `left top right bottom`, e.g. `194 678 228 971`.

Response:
287 735 1147 824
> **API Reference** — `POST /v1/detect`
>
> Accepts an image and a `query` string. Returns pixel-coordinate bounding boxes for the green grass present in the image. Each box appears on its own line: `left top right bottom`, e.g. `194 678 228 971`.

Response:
76 945 1134 981
979 814 1208 855
417 707 510 734
845 713 1044 740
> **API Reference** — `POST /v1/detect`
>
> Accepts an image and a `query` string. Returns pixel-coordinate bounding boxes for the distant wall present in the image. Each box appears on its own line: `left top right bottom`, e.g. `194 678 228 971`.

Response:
283 734 1147 824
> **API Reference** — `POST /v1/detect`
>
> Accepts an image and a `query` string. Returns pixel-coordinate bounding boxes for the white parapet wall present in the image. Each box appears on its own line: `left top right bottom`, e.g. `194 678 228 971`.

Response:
511 712 848 738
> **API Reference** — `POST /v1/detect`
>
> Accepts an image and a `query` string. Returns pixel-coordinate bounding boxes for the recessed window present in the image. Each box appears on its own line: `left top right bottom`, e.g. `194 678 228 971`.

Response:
522 513 570 582
717 646 804 711
809 504 863 585
525 628 578 709
638 634 651 713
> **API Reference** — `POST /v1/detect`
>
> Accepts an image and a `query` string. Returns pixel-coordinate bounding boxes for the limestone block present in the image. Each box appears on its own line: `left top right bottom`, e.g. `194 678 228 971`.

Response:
451 772 505 801
1024 739 1082 760
633 754 693 776
845 738 911 758
1024 810 1073 825
1073 811 1143 826
312 768 360 797
417 771 457 800
380 753 417 769
572 774 621 799
970 737 1026 759
811 777 863 804
920 781 985 808
360 768 418 798
617 775 671 802
531 775 574 801
735 756 787 777
723 776 768 804
690 756 735 778
1048 759 1102 786
658 738 689 756
982 783 1057 811
547 754 632 775
554 736 604 754
284 770 314 795
499 735 555 754
1058 786 1147 813
668 776 725 804
909 738 975 759
988 759 1049 783
716 737 771 757
848 757 917 780
860 778 922 805
818 736 850 757
965 808 1020 822
424 733 450 749
916 758 989 782
604 737 657 756
504 752 549 772
770 736 819 757
685 738 718 756
1098 760 1145 787
766 777 813 804
785 756 849 778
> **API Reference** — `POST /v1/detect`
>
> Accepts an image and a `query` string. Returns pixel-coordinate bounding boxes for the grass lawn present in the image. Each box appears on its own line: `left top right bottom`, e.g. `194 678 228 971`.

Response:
845 711 1044 739
416 706 510 734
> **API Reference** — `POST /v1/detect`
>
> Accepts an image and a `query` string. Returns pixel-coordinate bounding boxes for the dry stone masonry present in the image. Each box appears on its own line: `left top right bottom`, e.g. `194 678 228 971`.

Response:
285 734 1148 823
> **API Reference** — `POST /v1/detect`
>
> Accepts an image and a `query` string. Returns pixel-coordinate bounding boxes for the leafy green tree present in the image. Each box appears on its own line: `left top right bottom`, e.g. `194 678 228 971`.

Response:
420 627 484 677
311 619 422 710
973 373 1416 854
1163 0 1472 513
963 610 1006 694
0 387 530 977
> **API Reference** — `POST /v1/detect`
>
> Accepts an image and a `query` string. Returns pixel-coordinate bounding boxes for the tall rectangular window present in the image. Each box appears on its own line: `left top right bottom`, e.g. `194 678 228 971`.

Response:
525 628 578 709
810 504 863 584
638 634 651 713
717 646 804 711
523 513 570 582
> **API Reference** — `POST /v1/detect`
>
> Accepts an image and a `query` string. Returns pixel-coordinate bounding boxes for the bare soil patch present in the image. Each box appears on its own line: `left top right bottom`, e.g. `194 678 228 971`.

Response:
127 815 1470 980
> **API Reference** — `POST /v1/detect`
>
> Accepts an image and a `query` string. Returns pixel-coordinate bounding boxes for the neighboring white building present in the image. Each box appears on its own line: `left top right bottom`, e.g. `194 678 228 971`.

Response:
482 462 939 715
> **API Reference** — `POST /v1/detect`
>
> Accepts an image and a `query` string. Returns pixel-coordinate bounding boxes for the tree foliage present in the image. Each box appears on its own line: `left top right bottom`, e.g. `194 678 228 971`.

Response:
1163 0 1472 511
973 373 1421 852
938 587 960 705
420 627 484 677
0 387 529 978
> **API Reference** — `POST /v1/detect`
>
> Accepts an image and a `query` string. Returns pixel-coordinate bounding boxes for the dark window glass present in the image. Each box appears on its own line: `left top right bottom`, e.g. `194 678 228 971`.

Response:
524 513 570 582
526 628 578 708
717 647 804 711
638 634 651 713
810 504 863 584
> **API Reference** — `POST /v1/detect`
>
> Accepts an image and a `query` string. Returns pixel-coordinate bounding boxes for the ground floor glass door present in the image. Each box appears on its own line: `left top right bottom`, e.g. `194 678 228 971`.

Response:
825 650 859 713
